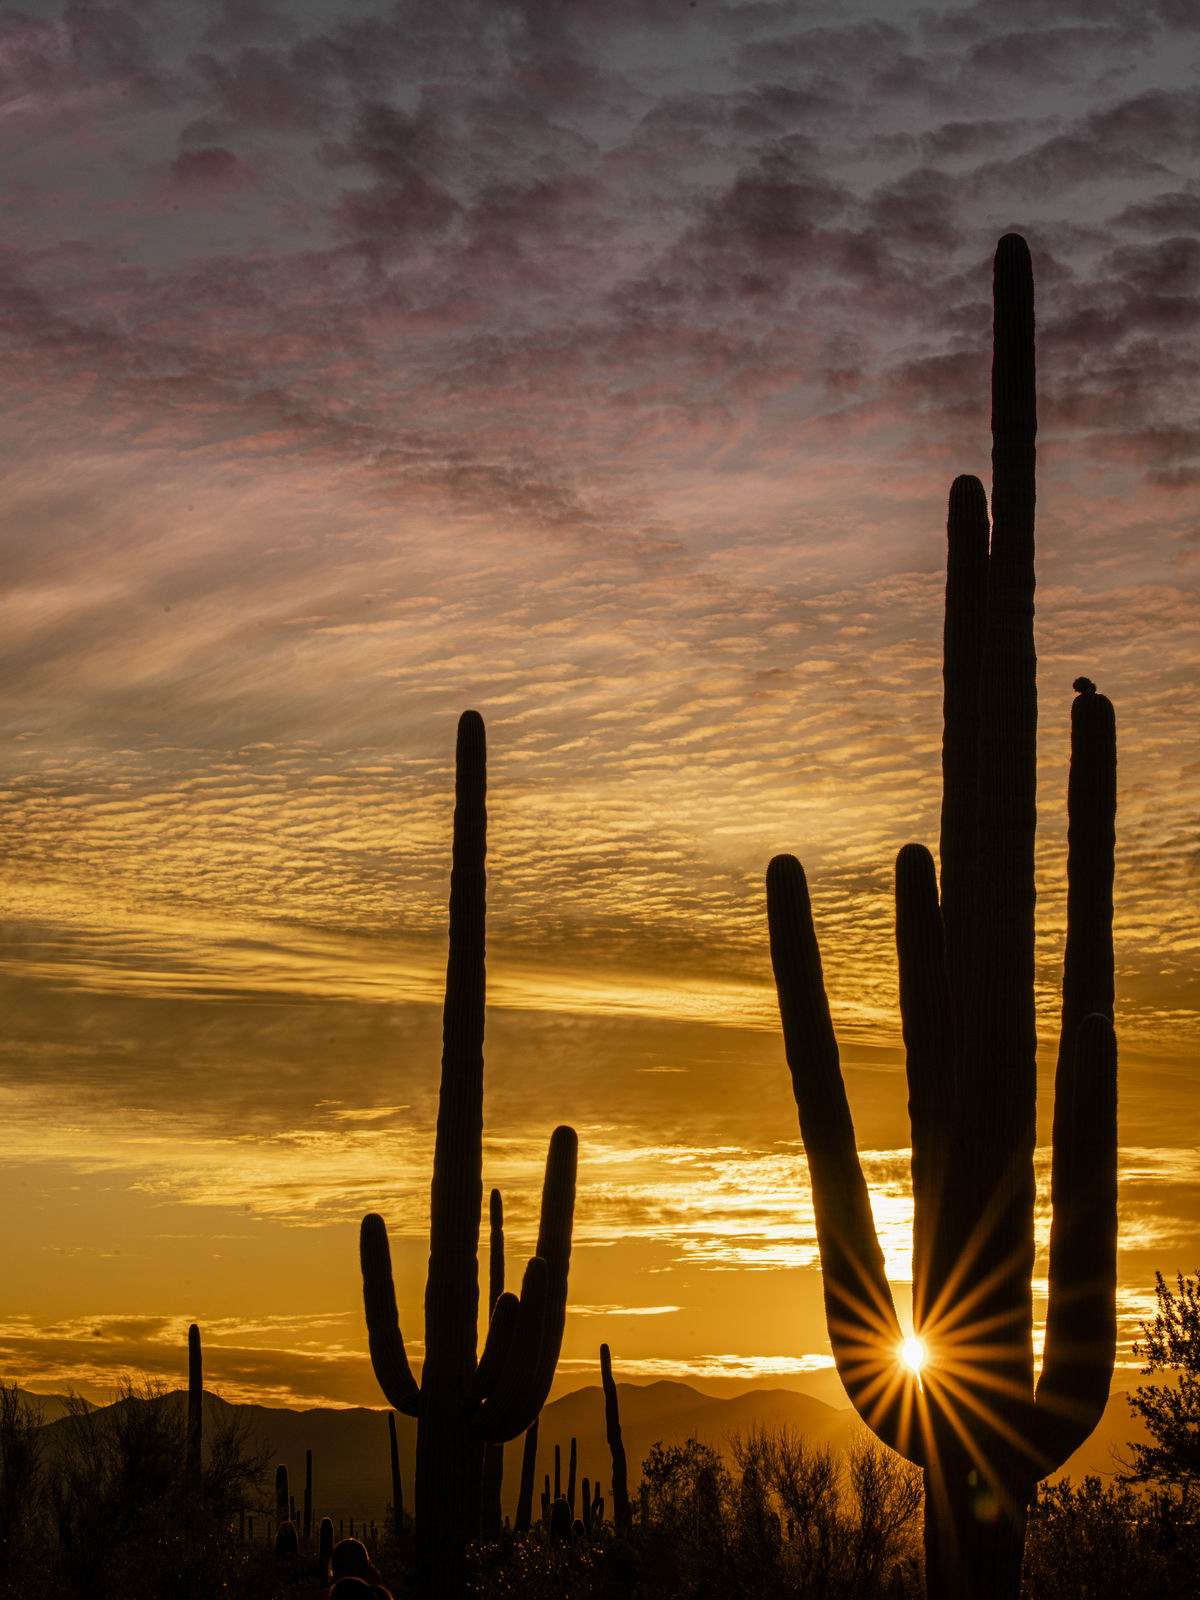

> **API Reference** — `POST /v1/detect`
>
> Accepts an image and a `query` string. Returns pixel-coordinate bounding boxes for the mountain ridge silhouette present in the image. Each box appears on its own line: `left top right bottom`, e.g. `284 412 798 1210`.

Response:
22 1378 1150 1526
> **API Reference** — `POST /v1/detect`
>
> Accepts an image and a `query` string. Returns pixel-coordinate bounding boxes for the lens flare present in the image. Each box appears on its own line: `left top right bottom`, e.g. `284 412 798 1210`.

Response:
900 1335 927 1375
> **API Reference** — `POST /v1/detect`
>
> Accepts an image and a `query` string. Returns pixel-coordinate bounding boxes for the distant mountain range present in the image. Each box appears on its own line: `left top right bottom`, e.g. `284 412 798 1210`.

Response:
18 1379 1150 1528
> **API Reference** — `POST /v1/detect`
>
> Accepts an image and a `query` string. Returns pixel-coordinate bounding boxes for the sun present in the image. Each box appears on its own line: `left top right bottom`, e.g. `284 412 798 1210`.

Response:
900 1335 927 1376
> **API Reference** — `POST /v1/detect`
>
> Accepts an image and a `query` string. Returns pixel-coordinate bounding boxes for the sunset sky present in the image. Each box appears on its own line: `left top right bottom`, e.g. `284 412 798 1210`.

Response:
1 0 1197 1413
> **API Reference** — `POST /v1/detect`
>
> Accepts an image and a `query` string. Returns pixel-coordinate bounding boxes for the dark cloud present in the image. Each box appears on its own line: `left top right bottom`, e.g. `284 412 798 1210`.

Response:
974 133 1168 193
336 173 462 246
170 145 253 190
1084 86 1200 159
917 116 1052 163
920 0 1196 38
198 0 299 49
1103 234 1200 296
865 168 962 254
0 2 167 105
965 23 1153 83
1111 188 1200 233
736 18 910 77
186 43 333 130
0 4 151 87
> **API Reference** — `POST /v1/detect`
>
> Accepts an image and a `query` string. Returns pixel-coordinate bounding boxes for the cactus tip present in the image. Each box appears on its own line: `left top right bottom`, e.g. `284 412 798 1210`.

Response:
996 230 1031 260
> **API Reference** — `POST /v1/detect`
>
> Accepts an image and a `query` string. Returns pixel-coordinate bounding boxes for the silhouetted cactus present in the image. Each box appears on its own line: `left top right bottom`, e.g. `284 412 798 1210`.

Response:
317 1516 334 1573
550 1495 572 1543
567 1435 577 1515
600 1343 630 1532
275 1464 289 1530
388 1410 403 1539
578 1475 603 1538
554 1442 561 1502
186 1322 202 1484
359 712 578 1590
515 1419 538 1534
303 1448 312 1542
273 1519 299 1562
766 234 1118 1600
481 1187 505 1537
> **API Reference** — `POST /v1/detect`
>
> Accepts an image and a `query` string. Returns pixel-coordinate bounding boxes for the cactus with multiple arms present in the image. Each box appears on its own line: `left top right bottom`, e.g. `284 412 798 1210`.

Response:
359 711 578 1589
766 235 1118 1599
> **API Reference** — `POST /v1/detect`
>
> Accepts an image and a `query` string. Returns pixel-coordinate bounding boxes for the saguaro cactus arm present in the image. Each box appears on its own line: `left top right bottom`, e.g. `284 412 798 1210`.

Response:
474 1124 577 1442
895 843 954 1337
359 1213 421 1416
489 1188 505 1313
766 854 920 1461
1034 684 1118 1469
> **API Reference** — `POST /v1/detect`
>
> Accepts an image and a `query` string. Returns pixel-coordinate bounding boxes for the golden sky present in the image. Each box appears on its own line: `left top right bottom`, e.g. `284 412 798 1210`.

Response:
1 0 1198 1411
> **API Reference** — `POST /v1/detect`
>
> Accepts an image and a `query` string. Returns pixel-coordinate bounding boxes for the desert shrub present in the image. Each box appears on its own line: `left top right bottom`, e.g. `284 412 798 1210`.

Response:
1124 1270 1200 1496
1022 1476 1198 1600
0 1385 51 1597
453 1430 923 1600
29 1380 270 1600
730 1426 922 1599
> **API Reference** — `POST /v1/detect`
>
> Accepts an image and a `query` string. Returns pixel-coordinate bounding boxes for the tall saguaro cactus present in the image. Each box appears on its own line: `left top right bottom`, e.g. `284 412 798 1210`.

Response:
186 1323 202 1485
359 711 578 1592
766 235 1118 1600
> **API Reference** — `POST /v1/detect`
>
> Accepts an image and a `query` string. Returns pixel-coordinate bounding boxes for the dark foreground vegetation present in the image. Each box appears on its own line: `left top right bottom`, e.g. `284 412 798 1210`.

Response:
1 1384 1196 1600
